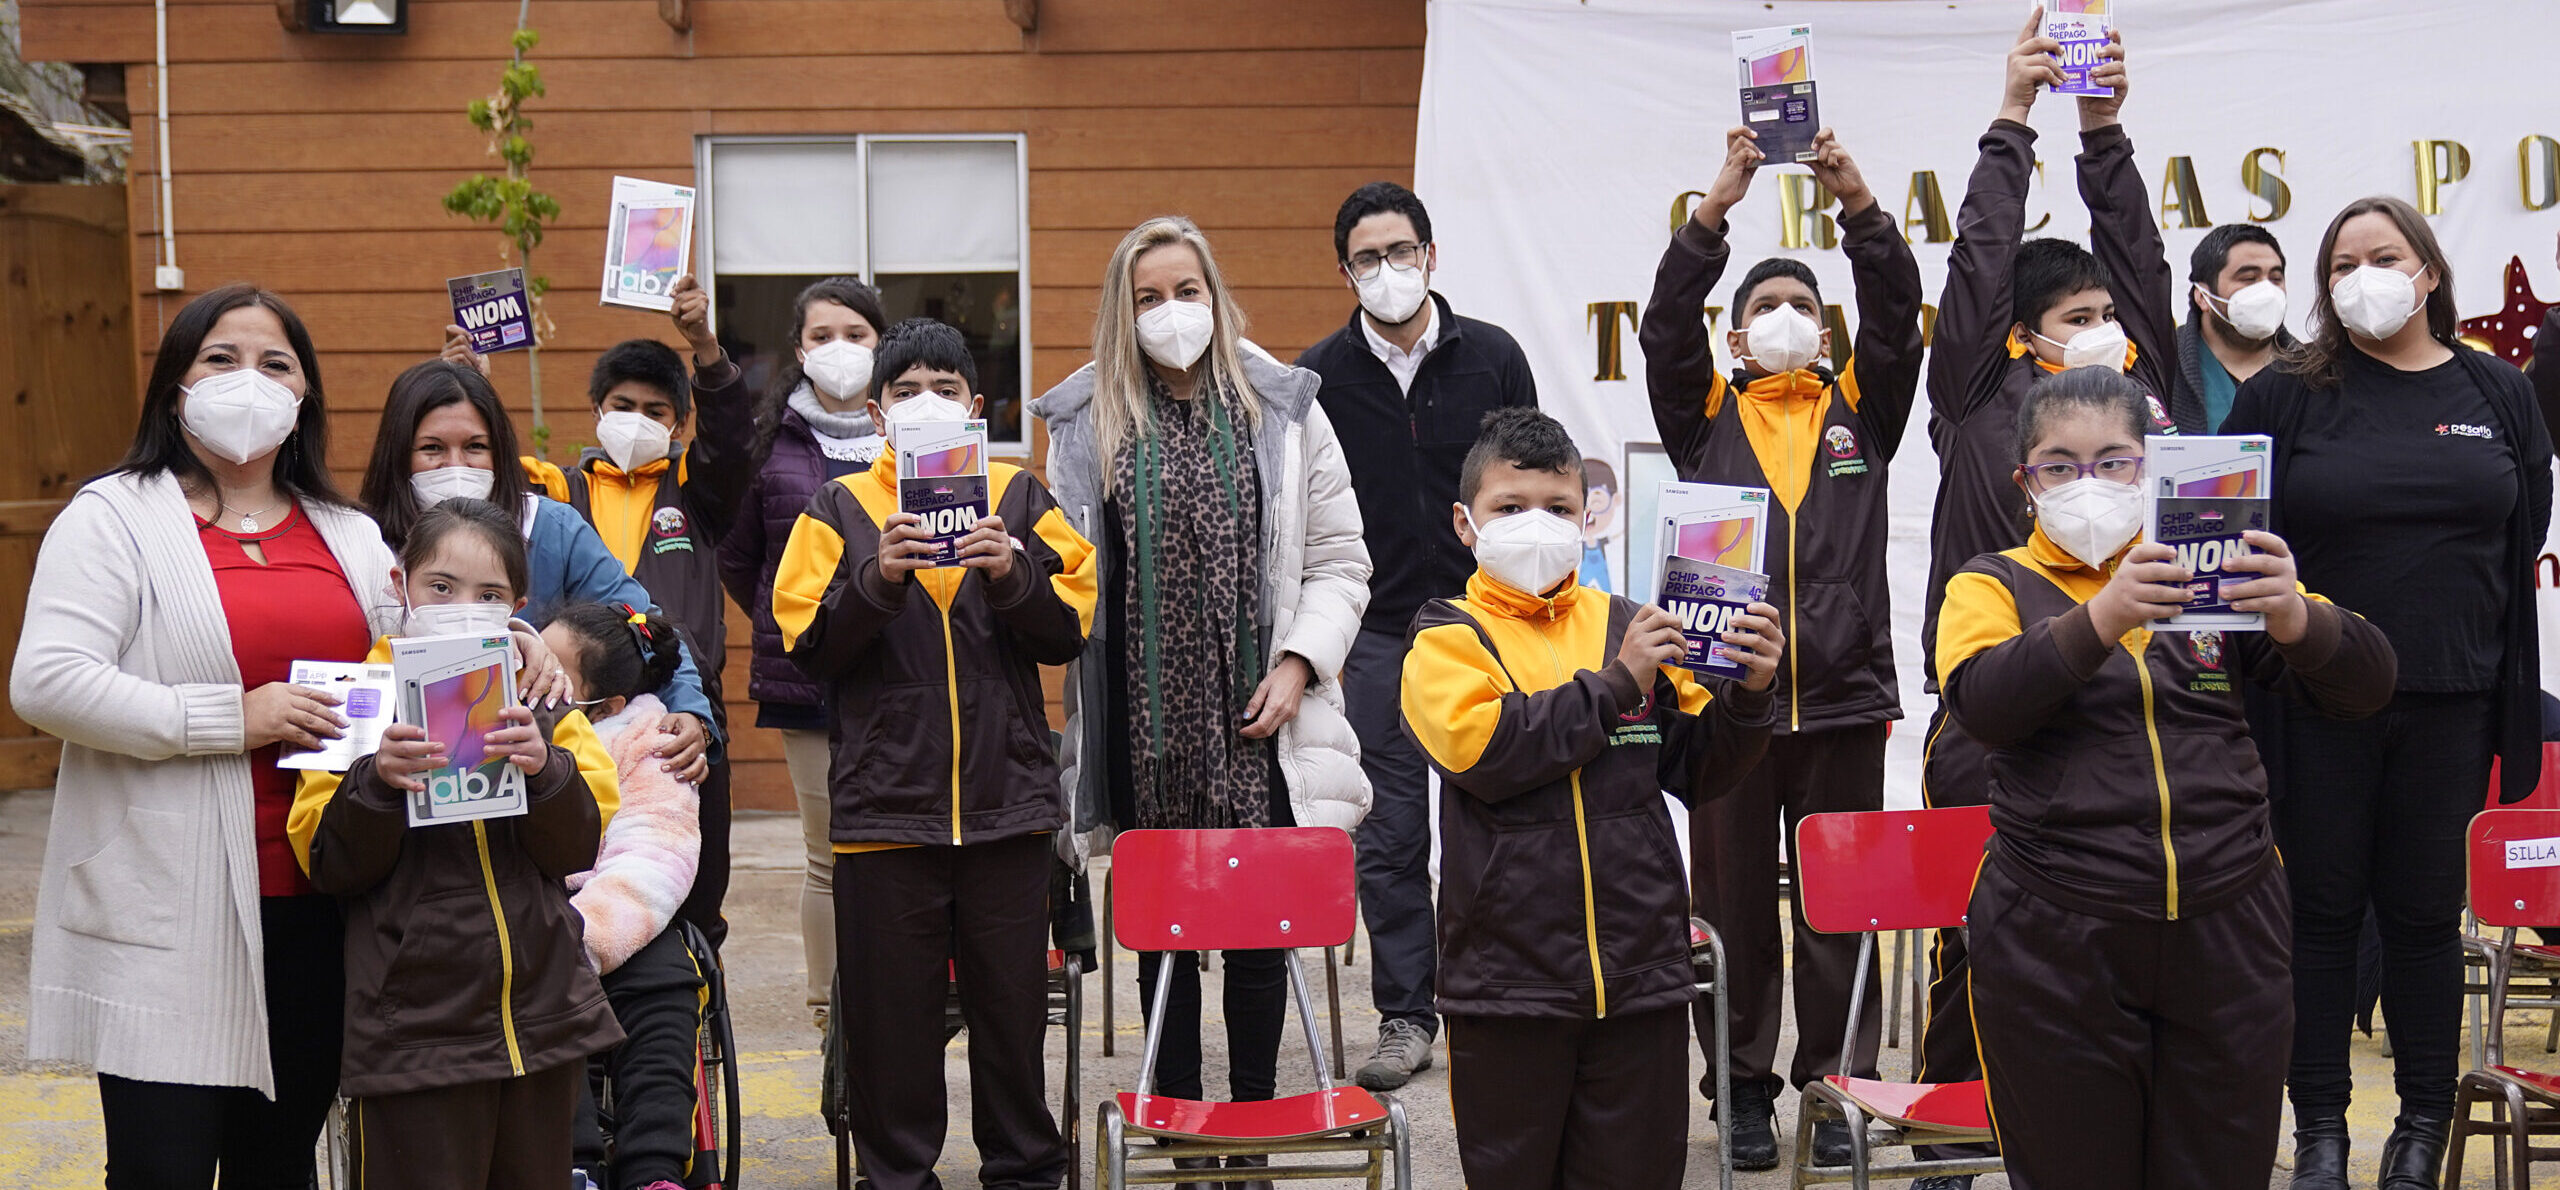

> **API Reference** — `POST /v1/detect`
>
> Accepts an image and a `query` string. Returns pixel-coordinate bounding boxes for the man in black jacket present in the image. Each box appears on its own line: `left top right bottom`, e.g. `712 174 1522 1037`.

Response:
1297 180 1538 1092
2172 223 2294 433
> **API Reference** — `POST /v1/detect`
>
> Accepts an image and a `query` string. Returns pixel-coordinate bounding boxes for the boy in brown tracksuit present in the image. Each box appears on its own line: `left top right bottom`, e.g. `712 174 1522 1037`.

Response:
772 319 1096 1190
1939 369 2395 1188
1914 19 2184 1133
1637 124 1922 1166
1402 408 1782 1190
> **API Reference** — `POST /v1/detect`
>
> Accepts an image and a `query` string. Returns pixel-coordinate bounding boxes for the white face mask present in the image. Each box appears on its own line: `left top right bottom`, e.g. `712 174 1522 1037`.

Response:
2203 280 2288 342
884 392 971 428
411 465 494 508
595 411 673 473
2032 476 2145 569
1354 259 1431 325
404 600 514 639
1465 507 1584 598
181 368 303 466
2035 322 2131 373
2331 264 2427 341
802 339 876 402
1743 303 1823 375
1136 299 1216 371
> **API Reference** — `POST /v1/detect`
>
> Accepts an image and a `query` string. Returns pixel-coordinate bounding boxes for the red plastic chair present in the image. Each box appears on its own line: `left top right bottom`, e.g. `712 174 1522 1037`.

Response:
1788 807 2003 1189
2449 809 2560 1188
1098 828 1411 1188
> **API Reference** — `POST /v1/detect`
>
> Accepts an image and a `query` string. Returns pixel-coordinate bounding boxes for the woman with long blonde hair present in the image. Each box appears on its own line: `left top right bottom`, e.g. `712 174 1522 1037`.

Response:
1034 217 1373 1184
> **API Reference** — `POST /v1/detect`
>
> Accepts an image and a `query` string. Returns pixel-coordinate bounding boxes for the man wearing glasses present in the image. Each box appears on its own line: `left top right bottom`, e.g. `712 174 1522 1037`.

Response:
1297 180 1539 1093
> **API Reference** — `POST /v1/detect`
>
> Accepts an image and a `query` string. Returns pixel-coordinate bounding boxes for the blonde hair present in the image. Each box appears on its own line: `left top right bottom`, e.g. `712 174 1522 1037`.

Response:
1088 216 1263 468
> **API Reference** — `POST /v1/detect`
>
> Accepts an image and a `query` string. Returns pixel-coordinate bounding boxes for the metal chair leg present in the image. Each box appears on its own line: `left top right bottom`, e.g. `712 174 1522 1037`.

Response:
1389 1094 1413 1190
1326 943 1346 1074
1065 954 1084 1179
1102 869 1115 1058
1886 929 1906 1049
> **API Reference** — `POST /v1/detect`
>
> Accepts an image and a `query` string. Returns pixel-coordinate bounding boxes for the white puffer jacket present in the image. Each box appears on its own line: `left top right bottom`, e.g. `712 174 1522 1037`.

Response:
1033 349 1374 841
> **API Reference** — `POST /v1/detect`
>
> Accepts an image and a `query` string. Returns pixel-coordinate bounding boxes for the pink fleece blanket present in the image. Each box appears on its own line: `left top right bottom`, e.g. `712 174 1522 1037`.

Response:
567 695 701 974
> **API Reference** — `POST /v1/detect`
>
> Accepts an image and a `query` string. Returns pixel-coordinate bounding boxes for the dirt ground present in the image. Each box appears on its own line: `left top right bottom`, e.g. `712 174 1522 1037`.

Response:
0 791 2523 1188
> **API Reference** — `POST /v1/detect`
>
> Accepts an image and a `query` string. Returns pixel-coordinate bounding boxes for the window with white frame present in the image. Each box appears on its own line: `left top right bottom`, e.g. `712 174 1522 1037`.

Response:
696 135 1030 449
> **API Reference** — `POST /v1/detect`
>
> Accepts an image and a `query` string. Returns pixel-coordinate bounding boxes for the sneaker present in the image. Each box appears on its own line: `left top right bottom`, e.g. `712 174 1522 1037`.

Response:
1352 1019 1435 1091
1812 1118 1856 1166
1724 1082 1779 1171
1909 1177 1975 1189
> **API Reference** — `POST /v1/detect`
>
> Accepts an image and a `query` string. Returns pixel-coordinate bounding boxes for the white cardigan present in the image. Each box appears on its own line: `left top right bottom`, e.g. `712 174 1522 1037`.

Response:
10 471 401 1096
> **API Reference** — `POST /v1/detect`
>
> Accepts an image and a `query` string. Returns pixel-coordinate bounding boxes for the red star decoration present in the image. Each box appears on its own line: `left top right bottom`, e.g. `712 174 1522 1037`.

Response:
2458 255 2555 366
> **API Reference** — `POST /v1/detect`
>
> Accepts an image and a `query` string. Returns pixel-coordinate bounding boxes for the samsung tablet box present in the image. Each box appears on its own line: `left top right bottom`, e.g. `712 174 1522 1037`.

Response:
2143 434 2272 632
601 176 696 312
391 632 527 827
277 660 396 772
1733 24 1822 165
1655 482 1773 675
897 419 991 565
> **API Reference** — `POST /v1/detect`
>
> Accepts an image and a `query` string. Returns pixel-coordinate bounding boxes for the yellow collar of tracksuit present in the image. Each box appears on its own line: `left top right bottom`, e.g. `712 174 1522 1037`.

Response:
1464 567 1589 623
522 452 682 575
1738 367 1829 402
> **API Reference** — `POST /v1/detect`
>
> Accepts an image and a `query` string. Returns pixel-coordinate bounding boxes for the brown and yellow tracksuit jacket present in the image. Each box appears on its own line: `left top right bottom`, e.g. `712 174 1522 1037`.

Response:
772 451 1097 848
1937 529 2395 922
288 638 625 1097
1639 203 1924 735
1403 572 1775 1020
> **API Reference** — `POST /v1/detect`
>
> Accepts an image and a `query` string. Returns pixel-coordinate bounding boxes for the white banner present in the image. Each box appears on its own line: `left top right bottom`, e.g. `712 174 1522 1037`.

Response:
1416 0 2560 803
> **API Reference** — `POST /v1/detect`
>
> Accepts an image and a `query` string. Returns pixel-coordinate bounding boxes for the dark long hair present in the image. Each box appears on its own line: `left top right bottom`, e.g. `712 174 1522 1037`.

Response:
754 276 888 462
400 497 530 605
110 284 347 505
359 359 532 548
2283 196 2459 390
547 601 684 704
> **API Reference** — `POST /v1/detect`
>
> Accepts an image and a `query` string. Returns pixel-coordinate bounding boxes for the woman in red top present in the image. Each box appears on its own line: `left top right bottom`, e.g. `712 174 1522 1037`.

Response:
13 285 400 1190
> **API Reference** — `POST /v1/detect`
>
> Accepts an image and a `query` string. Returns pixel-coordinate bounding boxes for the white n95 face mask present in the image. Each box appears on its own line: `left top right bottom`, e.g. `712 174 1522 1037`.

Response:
2331 264 2426 341
1743 303 1823 375
2035 322 2131 373
181 368 303 466
2205 280 2288 342
411 465 494 508
1355 260 1431 325
1136 299 1216 371
404 600 514 639
1466 508 1584 597
595 411 673 473
885 393 971 427
2033 476 2144 568
802 339 876 401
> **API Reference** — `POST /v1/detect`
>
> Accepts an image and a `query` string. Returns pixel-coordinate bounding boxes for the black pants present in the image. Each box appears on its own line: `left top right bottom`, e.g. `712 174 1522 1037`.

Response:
676 753 731 951
2276 690 2495 1121
1971 859 2293 1190
1343 626 1438 1035
573 927 706 1190
1447 1006 1688 1190
1135 947 1289 1103
1915 701 1995 1159
1691 723 1885 1096
836 833 1065 1190
97 894 342 1190
349 1059 581 1190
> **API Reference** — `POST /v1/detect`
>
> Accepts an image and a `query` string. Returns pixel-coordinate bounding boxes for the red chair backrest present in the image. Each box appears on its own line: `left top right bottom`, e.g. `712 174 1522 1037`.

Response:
1111 828 1357 952
2484 741 2560 811
1795 806 1995 935
2468 808 2560 929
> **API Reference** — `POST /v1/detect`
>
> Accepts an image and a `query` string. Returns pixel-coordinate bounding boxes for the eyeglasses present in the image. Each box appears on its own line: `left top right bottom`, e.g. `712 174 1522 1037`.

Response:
1346 242 1429 281
2018 457 2144 487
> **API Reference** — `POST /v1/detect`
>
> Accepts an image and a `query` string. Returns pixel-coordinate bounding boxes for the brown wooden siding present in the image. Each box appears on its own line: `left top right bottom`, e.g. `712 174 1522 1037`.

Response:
20 0 1425 807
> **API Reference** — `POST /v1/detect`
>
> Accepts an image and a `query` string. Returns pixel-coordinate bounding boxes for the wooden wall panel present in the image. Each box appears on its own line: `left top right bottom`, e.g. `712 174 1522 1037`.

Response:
24 0 1427 808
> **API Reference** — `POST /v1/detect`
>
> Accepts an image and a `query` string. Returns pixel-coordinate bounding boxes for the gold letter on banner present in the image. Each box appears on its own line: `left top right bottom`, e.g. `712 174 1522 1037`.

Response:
2157 156 2211 229
2413 140 2472 215
1588 301 1638 382
2522 136 2560 212
1902 171 1953 244
2026 160 2052 233
1670 190 1706 233
1779 176 1838 250
2241 147 2292 223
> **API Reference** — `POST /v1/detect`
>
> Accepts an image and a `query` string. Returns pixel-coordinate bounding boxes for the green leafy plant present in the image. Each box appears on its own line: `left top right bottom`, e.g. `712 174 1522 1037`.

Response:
443 20 563 455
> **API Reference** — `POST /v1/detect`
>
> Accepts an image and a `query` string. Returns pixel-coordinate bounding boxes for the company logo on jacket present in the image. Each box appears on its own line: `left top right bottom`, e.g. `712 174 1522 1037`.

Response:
2437 422 2495 439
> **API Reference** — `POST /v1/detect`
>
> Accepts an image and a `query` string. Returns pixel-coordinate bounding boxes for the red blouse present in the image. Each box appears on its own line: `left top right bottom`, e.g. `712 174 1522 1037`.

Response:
197 505 372 897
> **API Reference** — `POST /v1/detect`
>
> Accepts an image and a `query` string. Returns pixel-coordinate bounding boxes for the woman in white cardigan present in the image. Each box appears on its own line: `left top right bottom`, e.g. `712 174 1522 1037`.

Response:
1032 217 1372 1184
10 285 403 1189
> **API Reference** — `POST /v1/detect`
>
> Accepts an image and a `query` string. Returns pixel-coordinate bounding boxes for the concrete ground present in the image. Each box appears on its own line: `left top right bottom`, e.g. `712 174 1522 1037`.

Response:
0 789 2534 1188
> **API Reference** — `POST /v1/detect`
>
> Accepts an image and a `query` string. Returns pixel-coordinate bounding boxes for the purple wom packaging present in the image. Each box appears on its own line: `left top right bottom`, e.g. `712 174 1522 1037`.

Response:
1658 555 1771 676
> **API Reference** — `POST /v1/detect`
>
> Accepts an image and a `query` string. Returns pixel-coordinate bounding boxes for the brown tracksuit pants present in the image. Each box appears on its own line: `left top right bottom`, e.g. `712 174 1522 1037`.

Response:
349 1059 581 1190
1969 857 2293 1190
1690 722 1886 1097
834 831 1065 1190
1448 1005 1689 1190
